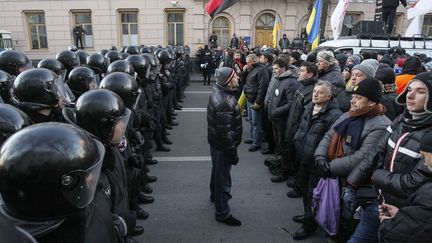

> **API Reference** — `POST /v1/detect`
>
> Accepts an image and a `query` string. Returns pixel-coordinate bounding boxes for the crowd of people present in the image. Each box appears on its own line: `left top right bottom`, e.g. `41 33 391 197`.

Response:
205 41 432 242
0 44 191 243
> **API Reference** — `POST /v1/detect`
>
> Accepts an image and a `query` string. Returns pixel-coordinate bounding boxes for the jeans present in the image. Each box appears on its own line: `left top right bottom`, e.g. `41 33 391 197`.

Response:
347 200 380 243
209 147 232 220
247 101 262 146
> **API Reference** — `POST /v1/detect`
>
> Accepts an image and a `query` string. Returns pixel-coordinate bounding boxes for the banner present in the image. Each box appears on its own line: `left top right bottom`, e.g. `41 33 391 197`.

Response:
205 0 240 19
331 0 350 40
374 0 383 22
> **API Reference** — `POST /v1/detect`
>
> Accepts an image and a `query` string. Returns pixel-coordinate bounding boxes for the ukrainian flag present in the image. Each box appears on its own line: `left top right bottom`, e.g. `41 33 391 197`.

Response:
306 0 323 50
273 15 282 48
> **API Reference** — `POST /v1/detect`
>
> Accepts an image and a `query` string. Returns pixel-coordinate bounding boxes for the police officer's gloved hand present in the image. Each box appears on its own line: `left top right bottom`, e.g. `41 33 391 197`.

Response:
341 186 358 221
315 159 332 178
128 153 143 168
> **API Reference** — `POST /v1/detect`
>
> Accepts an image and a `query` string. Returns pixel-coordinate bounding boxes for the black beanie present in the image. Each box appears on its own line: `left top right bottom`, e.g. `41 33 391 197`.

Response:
396 72 432 112
215 67 235 87
375 66 395 84
290 51 301 61
350 77 382 103
420 132 432 153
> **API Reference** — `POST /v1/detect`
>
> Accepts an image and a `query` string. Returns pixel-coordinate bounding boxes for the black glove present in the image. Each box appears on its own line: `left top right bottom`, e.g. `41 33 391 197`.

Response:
128 153 143 168
227 148 239 165
315 159 332 178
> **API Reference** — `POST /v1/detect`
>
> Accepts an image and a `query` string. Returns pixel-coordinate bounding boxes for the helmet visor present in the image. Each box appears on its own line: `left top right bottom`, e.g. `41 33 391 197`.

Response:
51 75 76 104
132 88 142 110
110 108 131 144
89 75 100 90
61 139 105 208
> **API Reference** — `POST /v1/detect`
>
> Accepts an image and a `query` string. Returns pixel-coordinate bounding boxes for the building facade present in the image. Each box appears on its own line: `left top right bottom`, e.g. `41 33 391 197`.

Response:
0 0 425 59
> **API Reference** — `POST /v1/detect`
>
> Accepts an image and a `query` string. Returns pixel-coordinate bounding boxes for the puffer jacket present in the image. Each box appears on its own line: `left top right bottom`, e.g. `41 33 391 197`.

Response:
267 69 299 121
318 64 345 94
207 86 242 151
294 98 342 166
379 180 432 243
382 0 407 8
314 112 391 178
370 113 432 207
243 62 270 104
284 77 316 141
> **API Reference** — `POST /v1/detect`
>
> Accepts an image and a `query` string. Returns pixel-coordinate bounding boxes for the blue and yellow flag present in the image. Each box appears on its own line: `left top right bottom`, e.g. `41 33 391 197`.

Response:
306 0 323 50
272 15 282 48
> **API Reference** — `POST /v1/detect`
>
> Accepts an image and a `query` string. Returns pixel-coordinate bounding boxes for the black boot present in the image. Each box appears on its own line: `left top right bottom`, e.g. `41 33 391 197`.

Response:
292 226 316 240
216 215 241 226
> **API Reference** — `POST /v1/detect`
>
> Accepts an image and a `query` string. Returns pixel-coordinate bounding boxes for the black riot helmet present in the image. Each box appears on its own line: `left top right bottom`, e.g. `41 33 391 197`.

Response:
126 55 148 79
0 103 32 145
167 48 175 60
100 72 141 110
125 46 140 55
105 51 122 63
157 50 172 65
175 47 184 59
65 89 131 145
12 68 75 111
55 50 80 73
37 58 67 81
87 53 110 75
99 49 109 56
0 70 15 104
0 122 105 220
66 67 99 98
0 50 32 76
142 53 157 67
121 52 130 60
107 60 135 77
140 46 151 53
75 50 89 66
110 46 118 51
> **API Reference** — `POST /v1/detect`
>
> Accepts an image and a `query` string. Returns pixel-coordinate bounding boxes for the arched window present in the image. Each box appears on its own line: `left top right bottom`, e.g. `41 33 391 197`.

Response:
212 16 231 48
255 13 275 47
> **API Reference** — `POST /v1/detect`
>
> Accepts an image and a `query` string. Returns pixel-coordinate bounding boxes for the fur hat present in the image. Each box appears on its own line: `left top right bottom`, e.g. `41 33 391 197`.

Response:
396 72 432 112
215 67 235 87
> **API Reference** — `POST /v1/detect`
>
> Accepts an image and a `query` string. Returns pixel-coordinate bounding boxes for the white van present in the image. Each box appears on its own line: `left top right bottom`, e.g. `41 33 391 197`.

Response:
318 35 432 56
0 30 13 51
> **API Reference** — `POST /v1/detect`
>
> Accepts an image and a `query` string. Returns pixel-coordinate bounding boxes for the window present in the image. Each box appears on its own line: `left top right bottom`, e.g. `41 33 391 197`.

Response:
167 11 184 46
72 11 93 48
119 11 138 47
343 13 362 29
212 17 230 48
256 13 275 30
422 14 432 37
26 12 48 49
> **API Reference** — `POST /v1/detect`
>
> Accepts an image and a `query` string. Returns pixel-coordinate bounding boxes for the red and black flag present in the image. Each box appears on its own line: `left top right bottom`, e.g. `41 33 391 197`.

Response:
205 0 240 19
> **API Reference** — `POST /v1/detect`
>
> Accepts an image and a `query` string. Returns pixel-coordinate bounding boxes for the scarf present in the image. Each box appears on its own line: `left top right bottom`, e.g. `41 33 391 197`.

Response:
328 104 386 160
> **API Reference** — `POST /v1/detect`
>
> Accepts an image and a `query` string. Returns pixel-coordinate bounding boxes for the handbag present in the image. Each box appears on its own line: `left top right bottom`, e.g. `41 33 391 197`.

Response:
356 184 378 206
312 177 340 236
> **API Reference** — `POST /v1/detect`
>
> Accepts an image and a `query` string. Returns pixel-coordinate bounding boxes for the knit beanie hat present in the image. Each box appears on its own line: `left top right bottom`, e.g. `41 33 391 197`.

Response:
347 55 362 65
375 65 395 84
362 59 379 72
352 62 377 78
350 77 382 103
306 53 317 63
215 67 235 87
317 51 336 65
396 72 432 112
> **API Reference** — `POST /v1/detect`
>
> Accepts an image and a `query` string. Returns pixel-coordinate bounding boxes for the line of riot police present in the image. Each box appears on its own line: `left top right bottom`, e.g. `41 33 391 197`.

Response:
0 44 192 243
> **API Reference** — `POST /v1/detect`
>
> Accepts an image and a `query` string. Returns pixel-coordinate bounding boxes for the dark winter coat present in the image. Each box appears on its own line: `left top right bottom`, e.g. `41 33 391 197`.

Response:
318 64 345 94
370 113 432 207
294 98 343 167
382 0 407 9
284 77 316 142
230 37 239 49
379 181 432 243
279 38 290 49
207 86 242 152
243 62 270 104
314 112 391 179
267 69 299 122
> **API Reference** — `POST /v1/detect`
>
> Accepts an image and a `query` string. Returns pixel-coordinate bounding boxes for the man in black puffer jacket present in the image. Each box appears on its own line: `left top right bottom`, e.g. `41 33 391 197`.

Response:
243 53 270 152
382 0 407 34
207 67 242 226
347 72 432 243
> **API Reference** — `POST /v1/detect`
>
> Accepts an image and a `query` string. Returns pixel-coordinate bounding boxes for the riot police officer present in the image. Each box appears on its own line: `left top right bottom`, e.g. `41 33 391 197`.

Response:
0 50 32 76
